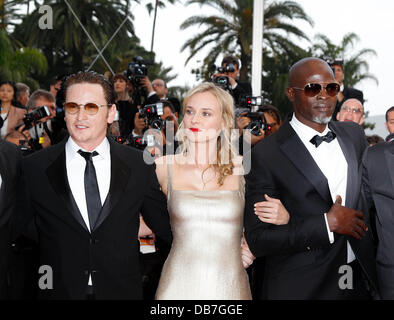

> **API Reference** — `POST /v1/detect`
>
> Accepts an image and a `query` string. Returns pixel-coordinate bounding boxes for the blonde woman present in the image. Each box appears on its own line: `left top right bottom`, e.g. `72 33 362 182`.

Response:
153 83 287 300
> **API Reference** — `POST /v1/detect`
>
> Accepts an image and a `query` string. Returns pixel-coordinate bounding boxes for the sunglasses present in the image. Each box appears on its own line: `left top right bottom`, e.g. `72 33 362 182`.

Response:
64 102 111 115
292 83 340 97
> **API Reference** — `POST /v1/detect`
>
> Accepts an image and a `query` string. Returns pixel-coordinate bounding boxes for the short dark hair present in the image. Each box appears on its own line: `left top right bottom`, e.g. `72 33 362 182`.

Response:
64 71 115 105
162 100 176 114
258 104 282 124
366 134 384 145
385 106 394 122
0 80 19 108
27 89 55 111
221 55 240 69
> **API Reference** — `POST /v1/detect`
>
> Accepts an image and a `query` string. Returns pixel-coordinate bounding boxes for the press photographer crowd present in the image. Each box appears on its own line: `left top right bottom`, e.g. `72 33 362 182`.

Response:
1 53 394 301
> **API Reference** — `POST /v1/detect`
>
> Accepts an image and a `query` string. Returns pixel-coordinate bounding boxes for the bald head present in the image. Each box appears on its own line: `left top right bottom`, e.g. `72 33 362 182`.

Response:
289 57 334 87
286 57 338 132
337 98 364 125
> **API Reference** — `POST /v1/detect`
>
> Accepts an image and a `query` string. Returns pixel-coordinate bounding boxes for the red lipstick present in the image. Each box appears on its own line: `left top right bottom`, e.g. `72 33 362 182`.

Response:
189 128 200 132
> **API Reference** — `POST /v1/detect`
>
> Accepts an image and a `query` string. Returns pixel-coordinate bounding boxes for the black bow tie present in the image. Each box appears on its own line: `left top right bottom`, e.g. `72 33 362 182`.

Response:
310 131 336 147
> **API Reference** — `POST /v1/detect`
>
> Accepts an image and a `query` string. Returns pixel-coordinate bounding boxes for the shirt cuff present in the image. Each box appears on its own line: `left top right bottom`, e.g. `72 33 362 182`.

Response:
231 82 238 90
324 213 334 243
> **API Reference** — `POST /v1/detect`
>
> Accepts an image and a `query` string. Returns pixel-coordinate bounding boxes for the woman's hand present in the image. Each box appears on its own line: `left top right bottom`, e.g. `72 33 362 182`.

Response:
241 234 255 268
254 194 290 225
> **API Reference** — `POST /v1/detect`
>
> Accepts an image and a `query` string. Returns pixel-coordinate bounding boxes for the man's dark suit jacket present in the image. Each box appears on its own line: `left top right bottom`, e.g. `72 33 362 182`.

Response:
361 141 394 299
244 118 378 299
233 81 252 107
0 140 21 299
14 137 172 300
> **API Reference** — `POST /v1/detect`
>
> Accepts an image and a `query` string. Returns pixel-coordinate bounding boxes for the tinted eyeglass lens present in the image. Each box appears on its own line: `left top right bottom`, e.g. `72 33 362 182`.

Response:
326 83 340 96
85 103 100 115
304 83 322 97
303 83 339 97
65 102 79 114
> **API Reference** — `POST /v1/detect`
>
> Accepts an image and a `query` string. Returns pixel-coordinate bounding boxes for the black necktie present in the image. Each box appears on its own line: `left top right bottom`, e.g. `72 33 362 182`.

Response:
310 131 336 148
78 150 102 230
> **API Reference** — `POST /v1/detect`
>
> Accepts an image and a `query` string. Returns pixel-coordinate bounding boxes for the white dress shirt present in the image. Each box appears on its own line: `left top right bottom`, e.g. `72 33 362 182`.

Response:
65 137 111 285
290 114 355 263
65 137 111 232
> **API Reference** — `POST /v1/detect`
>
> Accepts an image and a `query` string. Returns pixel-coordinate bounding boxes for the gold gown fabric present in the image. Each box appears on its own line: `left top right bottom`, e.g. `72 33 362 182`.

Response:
155 165 252 300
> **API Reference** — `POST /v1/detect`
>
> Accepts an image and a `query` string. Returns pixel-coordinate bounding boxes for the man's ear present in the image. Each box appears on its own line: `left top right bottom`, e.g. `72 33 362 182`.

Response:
336 112 340 121
285 88 294 102
359 116 365 125
107 104 117 124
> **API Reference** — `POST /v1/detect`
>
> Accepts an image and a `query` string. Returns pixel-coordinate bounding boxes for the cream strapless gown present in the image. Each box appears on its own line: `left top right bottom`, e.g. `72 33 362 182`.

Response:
155 165 252 300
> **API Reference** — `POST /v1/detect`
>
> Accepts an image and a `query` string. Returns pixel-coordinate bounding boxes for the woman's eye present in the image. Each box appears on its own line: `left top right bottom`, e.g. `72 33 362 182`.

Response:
202 112 211 117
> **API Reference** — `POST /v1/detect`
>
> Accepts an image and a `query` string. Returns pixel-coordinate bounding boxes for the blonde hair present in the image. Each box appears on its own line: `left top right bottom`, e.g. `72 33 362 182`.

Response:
176 82 237 186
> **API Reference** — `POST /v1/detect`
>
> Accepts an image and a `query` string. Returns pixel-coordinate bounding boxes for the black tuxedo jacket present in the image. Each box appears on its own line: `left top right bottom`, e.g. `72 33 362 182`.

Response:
14 137 172 300
361 141 394 299
244 118 378 299
0 140 21 298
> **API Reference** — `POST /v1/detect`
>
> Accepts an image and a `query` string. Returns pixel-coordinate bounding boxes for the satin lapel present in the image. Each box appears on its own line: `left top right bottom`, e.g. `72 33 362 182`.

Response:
45 143 89 233
384 143 394 198
329 122 359 208
278 121 332 205
92 140 131 232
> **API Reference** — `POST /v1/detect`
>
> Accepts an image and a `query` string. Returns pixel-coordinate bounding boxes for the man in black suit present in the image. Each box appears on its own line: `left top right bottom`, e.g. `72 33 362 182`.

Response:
14 71 172 300
0 140 21 299
244 57 378 299
361 140 394 299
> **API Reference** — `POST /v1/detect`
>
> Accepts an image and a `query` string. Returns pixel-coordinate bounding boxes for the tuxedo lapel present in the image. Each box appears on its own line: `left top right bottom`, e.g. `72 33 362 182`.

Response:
92 140 131 232
329 122 359 208
277 121 332 205
45 141 89 233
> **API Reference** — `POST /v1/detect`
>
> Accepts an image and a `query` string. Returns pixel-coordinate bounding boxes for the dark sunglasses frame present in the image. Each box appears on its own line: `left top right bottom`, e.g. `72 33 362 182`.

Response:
63 102 111 115
292 83 340 97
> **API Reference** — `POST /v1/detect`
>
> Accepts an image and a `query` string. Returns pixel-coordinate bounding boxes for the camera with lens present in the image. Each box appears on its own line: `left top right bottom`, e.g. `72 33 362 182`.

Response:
211 63 236 92
15 105 51 131
244 111 266 136
235 102 267 136
126 56 148 92
238 95 264 110
138 102 164 130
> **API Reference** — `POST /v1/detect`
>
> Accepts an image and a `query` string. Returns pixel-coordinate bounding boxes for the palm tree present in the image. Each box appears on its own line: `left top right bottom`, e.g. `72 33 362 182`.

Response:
311 32 378 87
180 0 313 82
13 0 136 73
0 29 47 89
144 0 179 52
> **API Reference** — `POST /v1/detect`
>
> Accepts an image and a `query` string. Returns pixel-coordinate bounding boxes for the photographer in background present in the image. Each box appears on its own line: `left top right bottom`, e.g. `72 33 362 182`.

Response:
24 90 63 150
236 104 282 152
15 83 30 109
212 55 252 107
